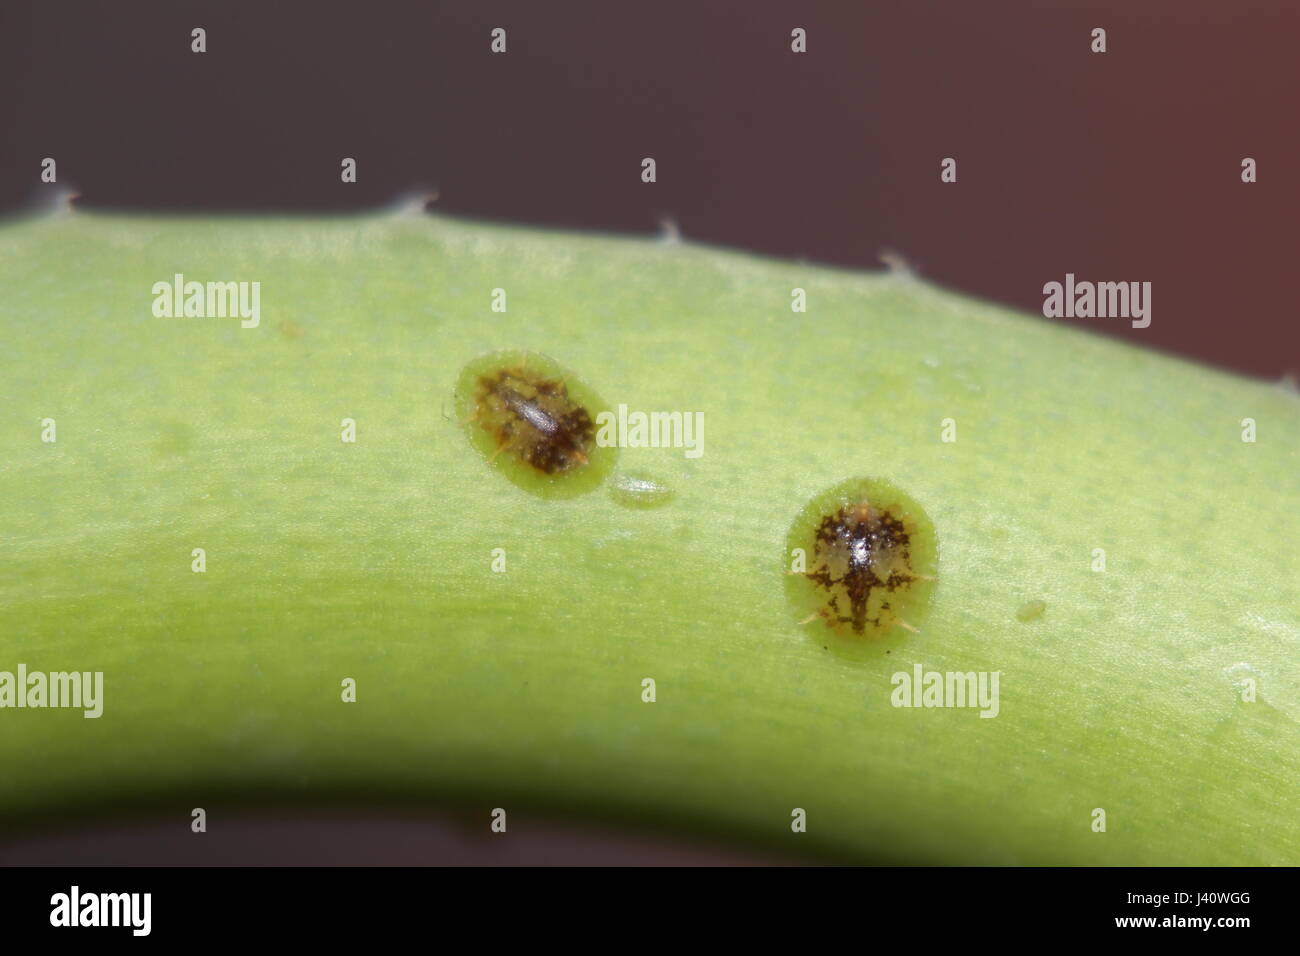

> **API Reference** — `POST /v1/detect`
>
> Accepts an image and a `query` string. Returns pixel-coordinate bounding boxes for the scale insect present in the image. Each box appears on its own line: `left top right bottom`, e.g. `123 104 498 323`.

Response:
454 350 616 497
784 477 939 647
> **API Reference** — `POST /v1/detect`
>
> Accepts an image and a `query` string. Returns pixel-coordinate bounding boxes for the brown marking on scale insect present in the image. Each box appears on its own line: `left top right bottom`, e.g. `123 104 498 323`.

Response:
471 365 596 475
803 499 922 636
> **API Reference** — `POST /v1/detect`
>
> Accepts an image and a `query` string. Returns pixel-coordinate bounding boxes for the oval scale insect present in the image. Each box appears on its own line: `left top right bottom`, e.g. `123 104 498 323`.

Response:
454 349 616 498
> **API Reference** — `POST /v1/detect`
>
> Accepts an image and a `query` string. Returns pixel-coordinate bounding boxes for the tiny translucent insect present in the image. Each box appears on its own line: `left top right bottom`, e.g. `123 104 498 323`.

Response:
785 477 938 642
454 350 615 497
609 472 674 509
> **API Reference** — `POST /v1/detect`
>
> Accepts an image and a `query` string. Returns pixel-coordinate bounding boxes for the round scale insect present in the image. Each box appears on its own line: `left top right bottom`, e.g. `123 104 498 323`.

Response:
784 477 939 650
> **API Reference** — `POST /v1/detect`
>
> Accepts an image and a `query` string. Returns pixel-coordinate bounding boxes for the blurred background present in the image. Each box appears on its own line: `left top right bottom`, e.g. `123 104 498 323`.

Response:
3 0 1298 376
1 0 1295 863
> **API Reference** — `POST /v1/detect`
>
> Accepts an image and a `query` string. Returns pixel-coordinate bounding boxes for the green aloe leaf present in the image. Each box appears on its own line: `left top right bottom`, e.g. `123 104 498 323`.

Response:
2 209 1296 864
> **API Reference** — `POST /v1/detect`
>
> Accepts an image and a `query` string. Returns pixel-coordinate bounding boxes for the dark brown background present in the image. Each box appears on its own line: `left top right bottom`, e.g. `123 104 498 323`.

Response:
2 0 1297 376
0 1 1295 865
